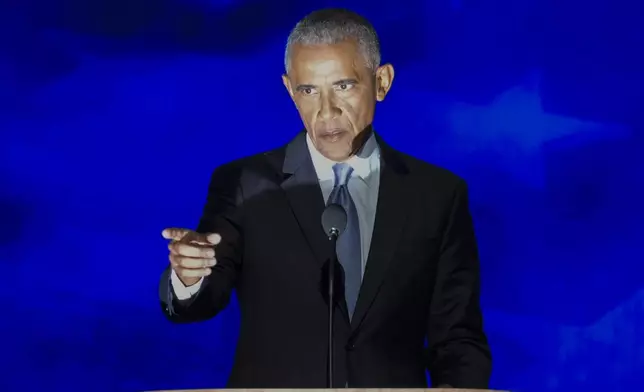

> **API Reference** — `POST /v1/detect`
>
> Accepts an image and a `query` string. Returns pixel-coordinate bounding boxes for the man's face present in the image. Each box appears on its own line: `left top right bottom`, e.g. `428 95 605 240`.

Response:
283 40 394 161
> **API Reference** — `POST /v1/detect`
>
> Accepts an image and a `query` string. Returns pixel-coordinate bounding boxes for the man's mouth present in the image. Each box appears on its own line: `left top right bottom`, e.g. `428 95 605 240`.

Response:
320 129 347 142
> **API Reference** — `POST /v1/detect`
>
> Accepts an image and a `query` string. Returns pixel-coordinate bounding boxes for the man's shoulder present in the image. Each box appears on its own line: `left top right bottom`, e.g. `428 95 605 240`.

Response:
209 142 287 180
393 148 466 191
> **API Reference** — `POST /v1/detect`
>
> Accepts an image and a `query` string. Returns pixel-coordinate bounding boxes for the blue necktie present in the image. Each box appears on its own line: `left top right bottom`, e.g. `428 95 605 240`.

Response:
327 163 362 319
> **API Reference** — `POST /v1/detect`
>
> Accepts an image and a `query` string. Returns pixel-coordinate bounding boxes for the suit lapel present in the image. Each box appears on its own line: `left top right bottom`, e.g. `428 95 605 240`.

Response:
276 131 351 323
269 131 409 326
351 139 411 330
278 132 331 266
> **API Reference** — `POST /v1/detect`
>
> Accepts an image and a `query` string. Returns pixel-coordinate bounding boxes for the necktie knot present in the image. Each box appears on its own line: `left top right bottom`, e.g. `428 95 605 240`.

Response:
332 163 353 187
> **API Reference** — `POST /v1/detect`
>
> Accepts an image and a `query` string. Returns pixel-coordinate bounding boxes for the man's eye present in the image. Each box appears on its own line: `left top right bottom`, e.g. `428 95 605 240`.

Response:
337 83 353 91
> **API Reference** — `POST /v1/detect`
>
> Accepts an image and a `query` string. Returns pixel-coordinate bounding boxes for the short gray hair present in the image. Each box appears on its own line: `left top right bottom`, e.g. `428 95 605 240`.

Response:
284 8 381 73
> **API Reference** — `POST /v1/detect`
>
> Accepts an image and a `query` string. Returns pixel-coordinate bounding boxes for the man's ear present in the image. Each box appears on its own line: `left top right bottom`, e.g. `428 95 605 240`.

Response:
375 63 394 101
282 74 294 99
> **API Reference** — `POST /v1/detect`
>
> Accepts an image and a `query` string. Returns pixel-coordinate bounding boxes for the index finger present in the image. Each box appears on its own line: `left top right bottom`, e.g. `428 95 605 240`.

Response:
162 229 221 245
162 228 190 241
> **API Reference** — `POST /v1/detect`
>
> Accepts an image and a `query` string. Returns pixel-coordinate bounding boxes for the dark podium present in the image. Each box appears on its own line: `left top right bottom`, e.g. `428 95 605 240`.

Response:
148 389 507 392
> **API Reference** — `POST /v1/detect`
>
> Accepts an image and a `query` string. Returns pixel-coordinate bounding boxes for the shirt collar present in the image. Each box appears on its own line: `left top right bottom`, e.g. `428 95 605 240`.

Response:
306 132 380 182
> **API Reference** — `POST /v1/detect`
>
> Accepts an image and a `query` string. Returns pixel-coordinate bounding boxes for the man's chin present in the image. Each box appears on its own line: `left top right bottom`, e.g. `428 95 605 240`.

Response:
319 146 352 162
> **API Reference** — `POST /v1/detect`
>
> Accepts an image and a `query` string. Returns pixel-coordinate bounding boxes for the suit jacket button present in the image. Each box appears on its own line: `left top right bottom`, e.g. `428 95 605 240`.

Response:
345 343 355 351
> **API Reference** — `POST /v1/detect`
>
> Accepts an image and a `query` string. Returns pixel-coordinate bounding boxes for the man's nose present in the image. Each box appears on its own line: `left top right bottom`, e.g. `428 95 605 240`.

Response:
318 94 342 120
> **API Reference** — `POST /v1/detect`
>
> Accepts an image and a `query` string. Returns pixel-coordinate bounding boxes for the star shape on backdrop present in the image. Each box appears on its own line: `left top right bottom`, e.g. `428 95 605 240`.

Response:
444 70 628 187
487 287 644 391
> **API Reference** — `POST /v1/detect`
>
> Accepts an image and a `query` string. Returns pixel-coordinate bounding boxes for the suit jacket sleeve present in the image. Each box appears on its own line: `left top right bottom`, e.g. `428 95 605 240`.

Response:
426 179 492 388
160 163 244 323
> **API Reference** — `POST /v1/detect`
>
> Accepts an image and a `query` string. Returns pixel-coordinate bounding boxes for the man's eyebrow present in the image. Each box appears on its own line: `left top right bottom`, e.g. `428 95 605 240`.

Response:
333 78 358 86
295 79 358 91
295 84 316 91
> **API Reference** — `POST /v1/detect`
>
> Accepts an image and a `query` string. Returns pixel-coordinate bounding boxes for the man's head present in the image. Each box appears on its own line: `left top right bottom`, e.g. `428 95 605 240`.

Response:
282 8 395 161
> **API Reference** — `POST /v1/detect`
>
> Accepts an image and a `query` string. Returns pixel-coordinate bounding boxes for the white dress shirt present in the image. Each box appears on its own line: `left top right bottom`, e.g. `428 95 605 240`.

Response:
171 133 381 299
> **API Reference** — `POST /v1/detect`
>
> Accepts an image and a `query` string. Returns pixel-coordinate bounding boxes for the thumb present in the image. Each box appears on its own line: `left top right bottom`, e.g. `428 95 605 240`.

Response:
162 228 191 241
188 232 222 245
204 233 222 245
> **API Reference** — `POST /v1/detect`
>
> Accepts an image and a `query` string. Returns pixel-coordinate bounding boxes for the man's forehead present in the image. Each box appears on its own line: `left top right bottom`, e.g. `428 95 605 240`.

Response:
291 40 360 60
290 41 368 75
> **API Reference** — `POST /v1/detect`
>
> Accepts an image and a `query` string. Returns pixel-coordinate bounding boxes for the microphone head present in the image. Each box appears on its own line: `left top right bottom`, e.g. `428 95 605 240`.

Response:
321 203 348 236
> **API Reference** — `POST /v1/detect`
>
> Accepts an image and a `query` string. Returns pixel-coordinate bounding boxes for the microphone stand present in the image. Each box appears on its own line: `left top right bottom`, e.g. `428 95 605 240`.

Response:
327 227 340 388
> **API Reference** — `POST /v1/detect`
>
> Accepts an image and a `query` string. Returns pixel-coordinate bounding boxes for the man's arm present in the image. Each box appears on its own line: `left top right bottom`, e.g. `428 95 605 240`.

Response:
426 179 492 388
160 164 244 323
170 270 204 299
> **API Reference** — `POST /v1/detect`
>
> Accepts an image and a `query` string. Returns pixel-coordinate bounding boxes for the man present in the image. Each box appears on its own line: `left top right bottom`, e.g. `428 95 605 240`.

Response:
159 8 492 389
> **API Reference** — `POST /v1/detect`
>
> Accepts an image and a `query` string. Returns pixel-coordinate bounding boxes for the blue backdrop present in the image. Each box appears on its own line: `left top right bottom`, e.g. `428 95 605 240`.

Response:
1 1 643 391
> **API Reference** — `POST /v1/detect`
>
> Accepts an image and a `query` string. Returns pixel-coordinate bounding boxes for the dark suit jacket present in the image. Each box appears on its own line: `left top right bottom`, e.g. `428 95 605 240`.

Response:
159 131 492 388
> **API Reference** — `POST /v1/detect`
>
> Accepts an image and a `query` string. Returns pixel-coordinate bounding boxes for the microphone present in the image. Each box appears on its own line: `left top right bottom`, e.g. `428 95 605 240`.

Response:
322 203 348 239
320 203 347 388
